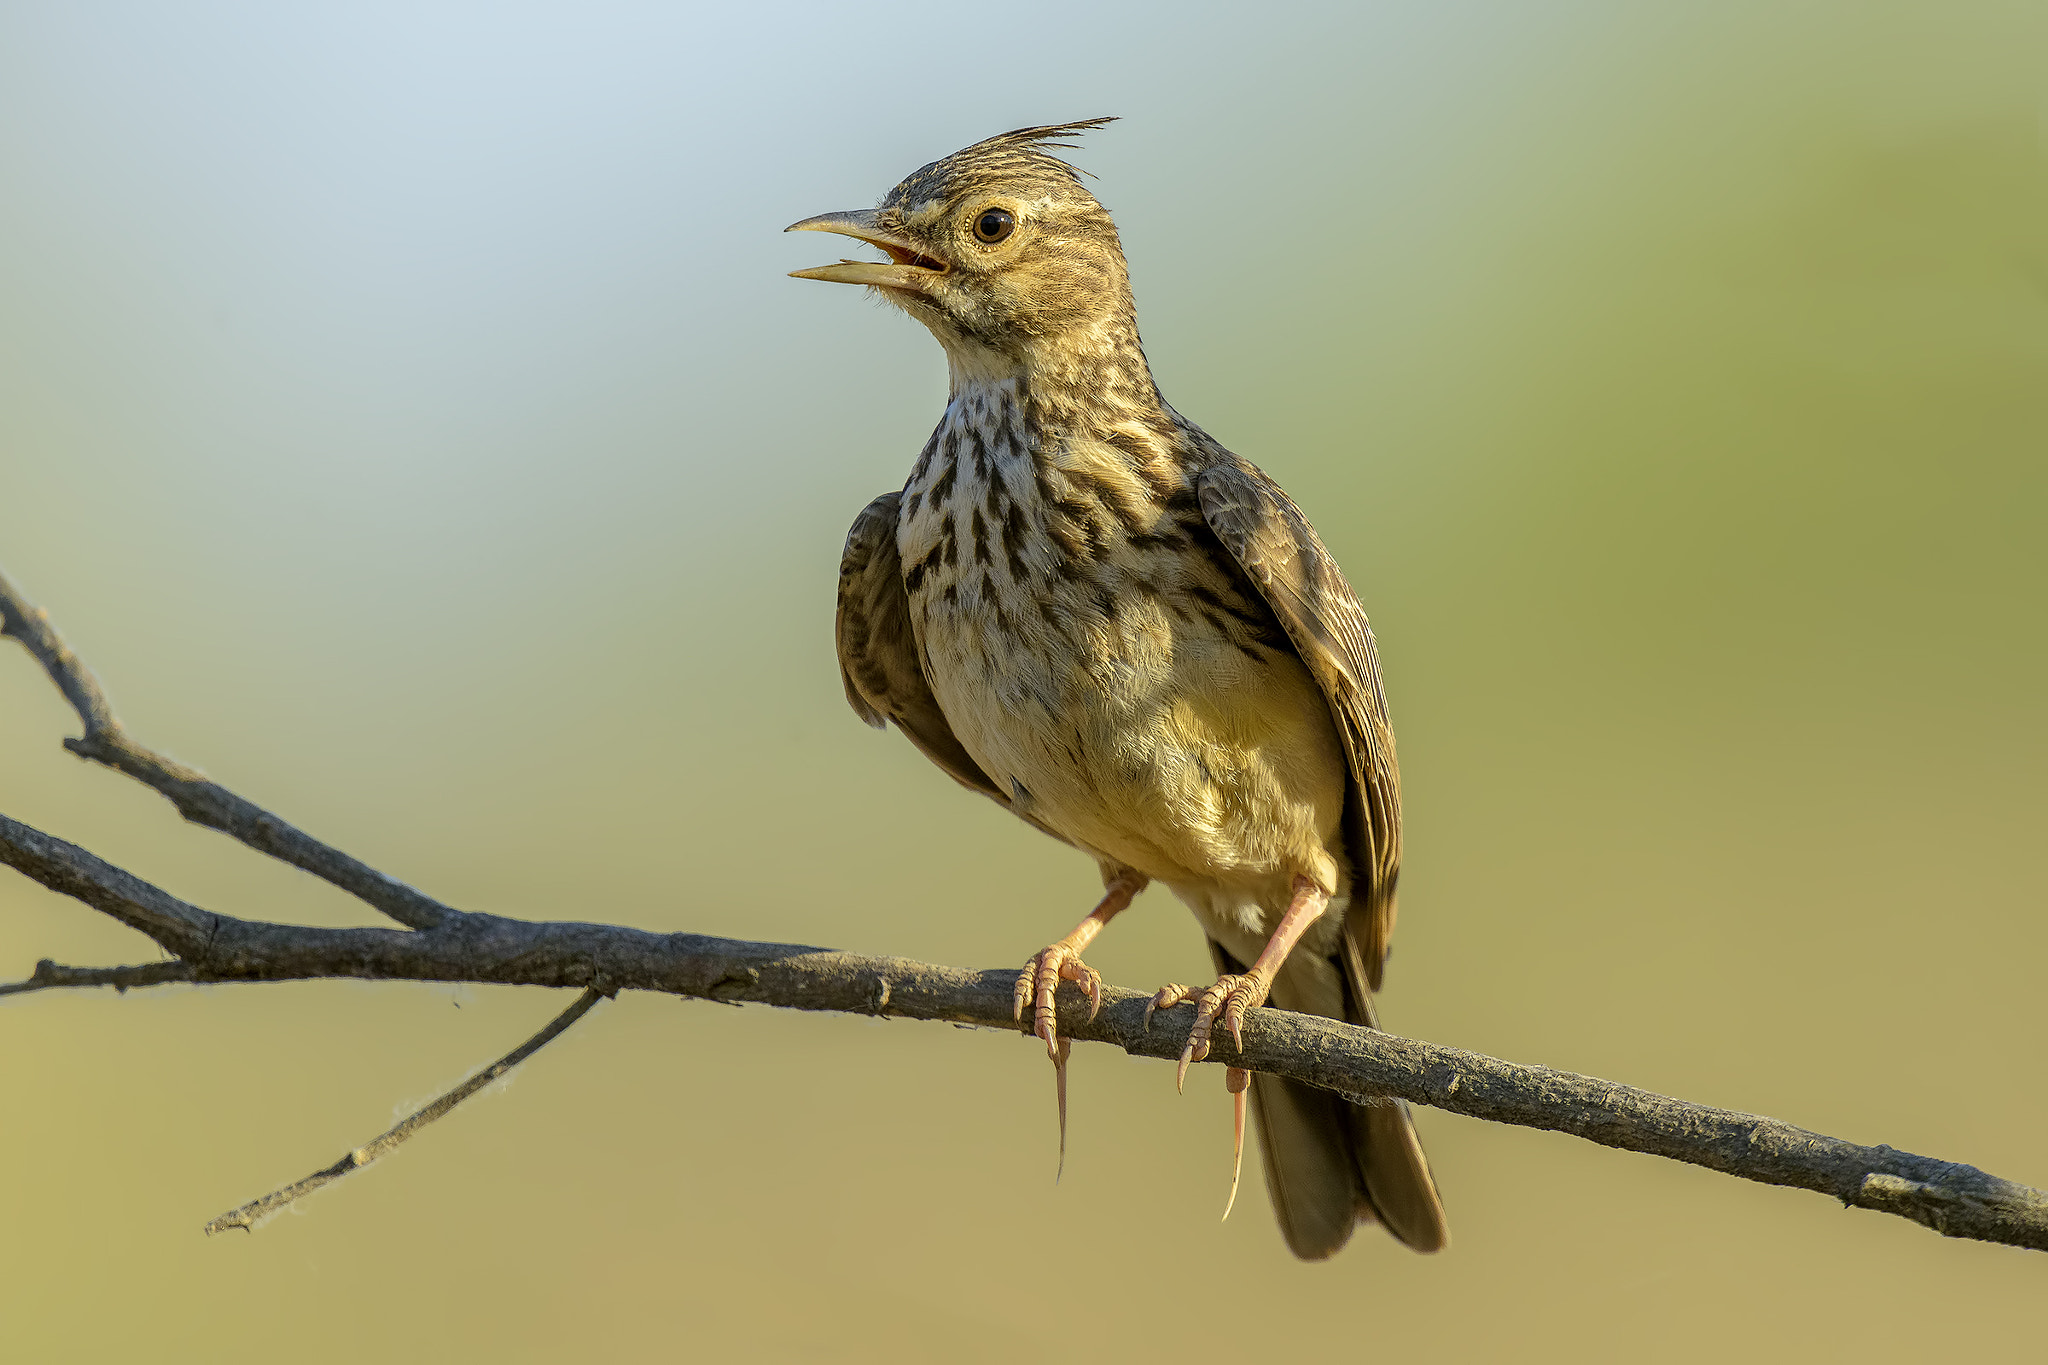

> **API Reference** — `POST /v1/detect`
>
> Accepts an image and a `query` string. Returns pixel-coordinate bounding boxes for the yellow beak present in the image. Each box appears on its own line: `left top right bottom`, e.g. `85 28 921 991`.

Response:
785 209 949 291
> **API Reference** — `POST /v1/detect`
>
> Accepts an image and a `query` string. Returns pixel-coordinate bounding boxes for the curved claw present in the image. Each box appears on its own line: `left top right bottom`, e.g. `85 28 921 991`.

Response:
1054 1038 1073 1182
1174 1031 1207 1093
1145 984 1200 1089
1222 1066 1250 1220
1014 944 1105 1059
1224 996 1249 1053
1077 967 1104 1023
1170 974 1268 1093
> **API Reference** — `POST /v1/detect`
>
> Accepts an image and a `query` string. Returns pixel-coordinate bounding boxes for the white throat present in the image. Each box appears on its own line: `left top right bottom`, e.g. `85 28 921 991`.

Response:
939 334 1027 396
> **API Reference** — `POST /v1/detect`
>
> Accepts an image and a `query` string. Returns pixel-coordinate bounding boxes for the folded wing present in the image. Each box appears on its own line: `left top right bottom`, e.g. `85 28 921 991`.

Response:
836 491 1011 804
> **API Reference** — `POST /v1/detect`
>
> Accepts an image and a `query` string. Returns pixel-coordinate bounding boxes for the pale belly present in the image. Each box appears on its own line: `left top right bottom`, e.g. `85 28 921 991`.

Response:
916 576 1352 933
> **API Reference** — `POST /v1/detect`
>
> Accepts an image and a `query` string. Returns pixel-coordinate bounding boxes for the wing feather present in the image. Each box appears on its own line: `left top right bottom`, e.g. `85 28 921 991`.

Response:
1197 460 1403 989
836 492 1010 805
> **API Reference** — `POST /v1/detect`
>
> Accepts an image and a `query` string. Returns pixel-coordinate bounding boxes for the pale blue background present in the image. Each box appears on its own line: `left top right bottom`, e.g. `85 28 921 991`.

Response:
2 3 2043 1358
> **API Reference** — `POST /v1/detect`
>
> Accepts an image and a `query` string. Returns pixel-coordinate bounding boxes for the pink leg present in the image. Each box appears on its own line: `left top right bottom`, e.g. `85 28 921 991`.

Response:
1012 870 1148 1058
1012 870 1149 1177
1145 874 1331 1091
1145 875 1329 1215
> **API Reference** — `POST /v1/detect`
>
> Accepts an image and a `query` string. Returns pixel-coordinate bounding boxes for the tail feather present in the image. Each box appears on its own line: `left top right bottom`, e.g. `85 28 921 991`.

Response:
1208 938 1449 1258
1353 1096 1449 1252
1244 1069 1364 1259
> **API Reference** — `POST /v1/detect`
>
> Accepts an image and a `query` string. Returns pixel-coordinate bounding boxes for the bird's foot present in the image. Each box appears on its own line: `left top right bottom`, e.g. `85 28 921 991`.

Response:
1012 940 1105 1059
1011 870 1148 1182
1144 985 1256 1219
1015 942 1103 1183
1144 973 1271 1092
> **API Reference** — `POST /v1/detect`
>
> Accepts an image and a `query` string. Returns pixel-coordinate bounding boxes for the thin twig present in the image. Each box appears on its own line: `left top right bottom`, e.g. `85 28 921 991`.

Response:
0 567 461 931
0 957 198 997
3 808 2043 1253
203 987 607 1234
6 559 2044 1253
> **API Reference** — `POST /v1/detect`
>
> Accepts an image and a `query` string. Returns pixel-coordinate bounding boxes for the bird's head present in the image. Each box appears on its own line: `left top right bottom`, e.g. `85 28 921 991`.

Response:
787 119 1136 383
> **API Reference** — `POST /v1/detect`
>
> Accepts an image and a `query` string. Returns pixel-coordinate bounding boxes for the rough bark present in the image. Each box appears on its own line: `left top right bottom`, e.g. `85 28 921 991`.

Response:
5 565 2044 1251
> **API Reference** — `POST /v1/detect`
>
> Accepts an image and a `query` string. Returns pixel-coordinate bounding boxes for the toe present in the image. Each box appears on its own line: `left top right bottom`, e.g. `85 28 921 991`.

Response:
1145 983 1192 1031
1063 959 1104 1021
1223 994 1249 1052
1176 1013 1215 1092
1032 957 1064 1055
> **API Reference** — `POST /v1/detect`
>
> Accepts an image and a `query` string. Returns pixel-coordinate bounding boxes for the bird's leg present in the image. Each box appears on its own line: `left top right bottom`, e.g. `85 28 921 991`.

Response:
1146 874 1330 1092
1012 869 1148 1058
1014 869 1148 1180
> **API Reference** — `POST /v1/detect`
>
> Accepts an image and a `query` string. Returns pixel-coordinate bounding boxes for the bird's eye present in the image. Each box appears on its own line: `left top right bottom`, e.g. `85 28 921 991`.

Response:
973 208 1015 244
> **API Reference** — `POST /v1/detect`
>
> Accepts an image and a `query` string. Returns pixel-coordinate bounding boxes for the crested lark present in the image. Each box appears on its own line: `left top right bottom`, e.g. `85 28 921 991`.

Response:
791 119 1447 1259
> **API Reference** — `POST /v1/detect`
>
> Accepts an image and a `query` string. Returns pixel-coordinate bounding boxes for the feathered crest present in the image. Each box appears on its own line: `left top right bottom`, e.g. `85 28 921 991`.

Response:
886 118 1118 206
964 117 1117 179
978 117 1118 155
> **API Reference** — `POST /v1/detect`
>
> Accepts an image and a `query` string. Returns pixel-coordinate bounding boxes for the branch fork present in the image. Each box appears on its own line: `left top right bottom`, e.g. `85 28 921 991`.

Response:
4 564 2044 1251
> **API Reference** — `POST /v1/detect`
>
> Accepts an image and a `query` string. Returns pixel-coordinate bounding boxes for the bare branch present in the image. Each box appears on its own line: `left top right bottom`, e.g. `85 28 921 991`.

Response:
204 987 607 1234
2 808 2042 1253
0 957 198 997
0 567 119 737
5 558 2042 1253
0 568 461 931
0 812 218 955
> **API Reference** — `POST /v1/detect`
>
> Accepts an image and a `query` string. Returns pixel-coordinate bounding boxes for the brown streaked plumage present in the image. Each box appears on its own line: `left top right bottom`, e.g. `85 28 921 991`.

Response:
794 119 1447 1259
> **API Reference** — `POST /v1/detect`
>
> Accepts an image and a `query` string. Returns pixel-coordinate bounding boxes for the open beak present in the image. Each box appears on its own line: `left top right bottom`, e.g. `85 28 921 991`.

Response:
785 209 948 292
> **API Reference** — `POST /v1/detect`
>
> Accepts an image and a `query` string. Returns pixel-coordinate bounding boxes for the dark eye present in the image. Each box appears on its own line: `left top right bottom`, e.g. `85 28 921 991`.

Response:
973 208 1015 244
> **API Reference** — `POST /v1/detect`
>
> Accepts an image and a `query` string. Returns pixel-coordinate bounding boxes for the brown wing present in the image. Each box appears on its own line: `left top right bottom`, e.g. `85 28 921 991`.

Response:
1197 459 1403 989
836 492 1010 805
1200 460 1445 1255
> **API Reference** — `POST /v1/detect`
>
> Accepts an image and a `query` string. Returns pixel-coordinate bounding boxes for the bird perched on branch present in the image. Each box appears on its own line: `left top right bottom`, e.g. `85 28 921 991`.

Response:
790 119 1447 1259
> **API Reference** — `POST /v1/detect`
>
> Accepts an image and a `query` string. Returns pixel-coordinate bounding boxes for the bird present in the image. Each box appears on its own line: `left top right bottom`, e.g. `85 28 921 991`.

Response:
789 118 1448 1259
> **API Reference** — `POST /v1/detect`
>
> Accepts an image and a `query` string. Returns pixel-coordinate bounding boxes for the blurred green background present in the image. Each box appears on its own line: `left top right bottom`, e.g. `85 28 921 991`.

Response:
2 2 2043 1358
